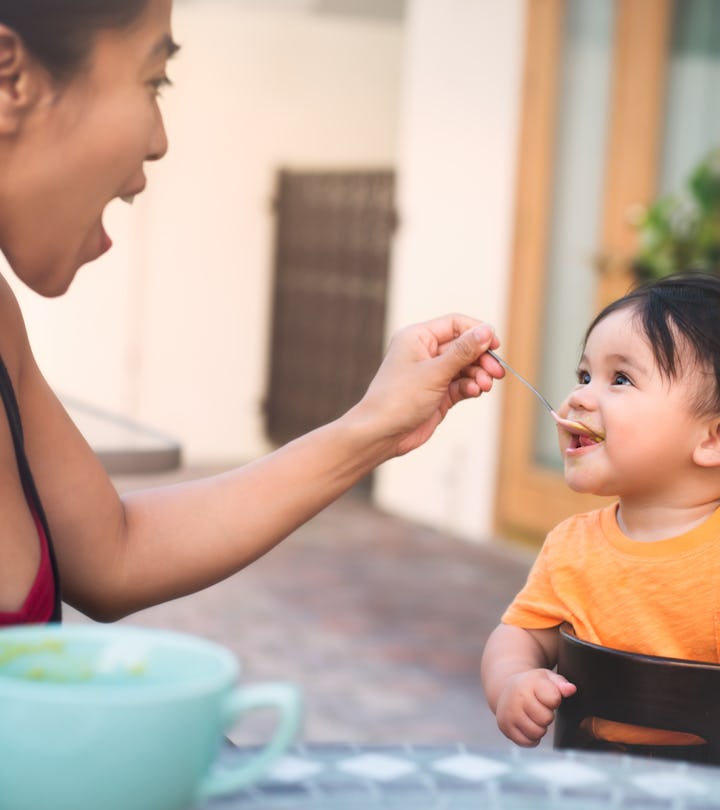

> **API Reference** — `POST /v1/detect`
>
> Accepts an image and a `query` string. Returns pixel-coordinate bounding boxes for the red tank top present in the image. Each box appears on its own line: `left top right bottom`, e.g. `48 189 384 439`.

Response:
0 502 56 626
0 356 61 624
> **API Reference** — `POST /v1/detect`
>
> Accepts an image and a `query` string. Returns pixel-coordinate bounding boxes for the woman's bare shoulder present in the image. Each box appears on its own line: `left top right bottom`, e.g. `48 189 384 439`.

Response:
0 272 34 380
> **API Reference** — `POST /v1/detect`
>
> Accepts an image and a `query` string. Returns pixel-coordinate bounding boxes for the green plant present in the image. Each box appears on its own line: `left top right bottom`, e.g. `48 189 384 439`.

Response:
631 147 720 281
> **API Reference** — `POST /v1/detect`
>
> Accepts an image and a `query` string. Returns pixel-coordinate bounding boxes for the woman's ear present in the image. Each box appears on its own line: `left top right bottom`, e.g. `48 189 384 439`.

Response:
0 25 44 135
693 419 720 468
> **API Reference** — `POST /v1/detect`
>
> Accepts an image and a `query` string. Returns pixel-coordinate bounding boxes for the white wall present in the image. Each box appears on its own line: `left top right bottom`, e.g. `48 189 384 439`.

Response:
375 0 526 541
4 0 528 543
6 2 404 460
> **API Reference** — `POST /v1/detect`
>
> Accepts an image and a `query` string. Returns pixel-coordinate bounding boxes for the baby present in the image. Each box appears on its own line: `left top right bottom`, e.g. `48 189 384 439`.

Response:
481 272 720 752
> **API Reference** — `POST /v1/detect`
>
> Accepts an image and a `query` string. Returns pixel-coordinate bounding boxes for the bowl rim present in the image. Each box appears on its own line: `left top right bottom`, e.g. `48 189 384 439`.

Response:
0 623 239 701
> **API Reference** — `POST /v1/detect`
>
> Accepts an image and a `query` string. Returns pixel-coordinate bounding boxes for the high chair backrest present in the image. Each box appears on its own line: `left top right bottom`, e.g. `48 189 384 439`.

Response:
554 623 720 763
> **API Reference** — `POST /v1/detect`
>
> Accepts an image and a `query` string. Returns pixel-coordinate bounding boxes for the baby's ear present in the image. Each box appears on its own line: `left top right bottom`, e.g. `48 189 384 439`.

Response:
693 419 720 468
0 25 46 136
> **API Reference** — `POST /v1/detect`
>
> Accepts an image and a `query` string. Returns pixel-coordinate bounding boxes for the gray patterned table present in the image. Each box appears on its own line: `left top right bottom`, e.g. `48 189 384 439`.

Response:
203 742 720 808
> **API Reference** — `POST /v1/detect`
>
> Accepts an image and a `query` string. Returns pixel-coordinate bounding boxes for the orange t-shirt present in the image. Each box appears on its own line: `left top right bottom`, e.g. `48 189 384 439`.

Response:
502 503 720 745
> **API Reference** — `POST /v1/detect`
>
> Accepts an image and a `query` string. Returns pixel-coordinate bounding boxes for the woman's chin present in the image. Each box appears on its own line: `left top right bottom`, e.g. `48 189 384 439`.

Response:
39 277 75 298
14 256 79 298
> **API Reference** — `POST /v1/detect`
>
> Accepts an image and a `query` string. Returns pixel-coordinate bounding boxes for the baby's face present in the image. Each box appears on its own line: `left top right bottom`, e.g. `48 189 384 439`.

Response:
556 307 706 500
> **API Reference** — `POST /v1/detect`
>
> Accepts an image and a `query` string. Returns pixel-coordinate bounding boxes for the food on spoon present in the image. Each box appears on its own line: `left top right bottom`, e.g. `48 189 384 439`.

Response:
553 415 604 443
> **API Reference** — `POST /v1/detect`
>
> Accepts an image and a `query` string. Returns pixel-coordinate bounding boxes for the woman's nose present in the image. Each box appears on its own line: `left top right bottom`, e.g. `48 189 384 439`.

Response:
146 109 169 162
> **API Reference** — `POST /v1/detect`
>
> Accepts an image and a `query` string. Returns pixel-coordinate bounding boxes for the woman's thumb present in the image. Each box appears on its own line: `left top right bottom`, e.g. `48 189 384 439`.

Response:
440 325 494 374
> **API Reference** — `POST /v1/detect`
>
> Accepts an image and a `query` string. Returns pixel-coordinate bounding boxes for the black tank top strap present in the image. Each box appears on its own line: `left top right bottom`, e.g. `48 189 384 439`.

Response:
0 356 62 622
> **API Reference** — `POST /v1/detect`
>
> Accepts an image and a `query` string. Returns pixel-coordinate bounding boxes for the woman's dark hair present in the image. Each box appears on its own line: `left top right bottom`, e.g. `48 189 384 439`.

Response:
585 271 720 415
0 0 149 81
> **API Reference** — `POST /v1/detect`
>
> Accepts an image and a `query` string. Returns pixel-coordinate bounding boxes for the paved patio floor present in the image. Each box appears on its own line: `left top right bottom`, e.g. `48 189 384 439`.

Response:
65 465 539 749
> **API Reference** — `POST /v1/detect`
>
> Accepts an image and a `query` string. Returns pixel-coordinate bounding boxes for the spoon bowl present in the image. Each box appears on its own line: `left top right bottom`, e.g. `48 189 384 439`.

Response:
553 414 603 440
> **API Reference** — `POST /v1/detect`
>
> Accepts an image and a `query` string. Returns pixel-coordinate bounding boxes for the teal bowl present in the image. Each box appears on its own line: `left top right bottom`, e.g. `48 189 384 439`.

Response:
0 623 302 810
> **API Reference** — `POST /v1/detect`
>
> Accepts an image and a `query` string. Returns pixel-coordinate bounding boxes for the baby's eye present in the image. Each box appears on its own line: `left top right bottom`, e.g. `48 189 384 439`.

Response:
576 369 591 385
612 372 632 386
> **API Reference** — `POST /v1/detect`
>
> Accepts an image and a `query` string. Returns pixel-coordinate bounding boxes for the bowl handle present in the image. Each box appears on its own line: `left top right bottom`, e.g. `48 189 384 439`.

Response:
198 681 303 798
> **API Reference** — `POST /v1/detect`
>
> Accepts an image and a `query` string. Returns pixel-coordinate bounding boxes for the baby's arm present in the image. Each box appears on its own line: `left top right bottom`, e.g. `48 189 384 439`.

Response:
481 623 576 747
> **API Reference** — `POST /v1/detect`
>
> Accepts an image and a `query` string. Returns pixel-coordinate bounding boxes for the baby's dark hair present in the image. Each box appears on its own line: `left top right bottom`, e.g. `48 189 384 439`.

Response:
1 0 149 82
585 272 720 416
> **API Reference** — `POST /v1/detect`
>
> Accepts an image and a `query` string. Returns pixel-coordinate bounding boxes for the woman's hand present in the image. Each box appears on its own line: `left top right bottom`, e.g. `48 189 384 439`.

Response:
353 314 503 458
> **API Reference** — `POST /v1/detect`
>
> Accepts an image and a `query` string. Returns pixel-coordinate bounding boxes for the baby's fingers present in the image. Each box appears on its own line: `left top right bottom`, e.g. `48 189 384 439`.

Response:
535 675 573 711
547 671 577 698
505 715 551 747
525 694 556 729
516 673 577 745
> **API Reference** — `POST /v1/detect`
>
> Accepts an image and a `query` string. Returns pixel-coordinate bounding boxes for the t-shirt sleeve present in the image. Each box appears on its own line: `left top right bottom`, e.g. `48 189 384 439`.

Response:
501 529 568 629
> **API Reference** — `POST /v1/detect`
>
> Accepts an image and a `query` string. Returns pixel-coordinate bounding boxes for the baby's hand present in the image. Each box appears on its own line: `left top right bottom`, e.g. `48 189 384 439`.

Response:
495 669 576 747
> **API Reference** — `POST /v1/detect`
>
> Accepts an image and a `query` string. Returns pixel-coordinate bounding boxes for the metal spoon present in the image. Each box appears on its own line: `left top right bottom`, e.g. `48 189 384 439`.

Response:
487 350 603 442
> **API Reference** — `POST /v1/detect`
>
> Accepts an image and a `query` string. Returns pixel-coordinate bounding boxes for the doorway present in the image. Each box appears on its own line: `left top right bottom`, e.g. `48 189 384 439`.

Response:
497 0 720 541
264 169 396 492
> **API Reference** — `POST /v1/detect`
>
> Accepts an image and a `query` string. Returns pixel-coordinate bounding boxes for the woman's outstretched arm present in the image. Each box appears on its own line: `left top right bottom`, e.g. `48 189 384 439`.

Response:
14 297 502 620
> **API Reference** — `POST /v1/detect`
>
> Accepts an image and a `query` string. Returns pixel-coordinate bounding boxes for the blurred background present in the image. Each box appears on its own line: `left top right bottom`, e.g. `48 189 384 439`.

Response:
5 0 720 743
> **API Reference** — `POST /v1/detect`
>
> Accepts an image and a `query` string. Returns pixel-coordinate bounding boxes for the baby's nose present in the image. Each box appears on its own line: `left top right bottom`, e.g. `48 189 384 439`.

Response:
565 385 596 413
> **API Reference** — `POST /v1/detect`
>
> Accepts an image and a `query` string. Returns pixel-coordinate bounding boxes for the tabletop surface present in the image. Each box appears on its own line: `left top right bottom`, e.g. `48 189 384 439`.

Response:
204 741 720 809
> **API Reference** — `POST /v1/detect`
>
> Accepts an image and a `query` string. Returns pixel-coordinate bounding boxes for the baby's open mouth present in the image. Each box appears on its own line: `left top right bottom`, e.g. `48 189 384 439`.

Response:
556 414 604 445
571 431 604 449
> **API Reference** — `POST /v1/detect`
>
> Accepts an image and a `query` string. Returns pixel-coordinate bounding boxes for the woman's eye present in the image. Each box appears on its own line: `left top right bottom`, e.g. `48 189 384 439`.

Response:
576 370 591 385
612 372 632 386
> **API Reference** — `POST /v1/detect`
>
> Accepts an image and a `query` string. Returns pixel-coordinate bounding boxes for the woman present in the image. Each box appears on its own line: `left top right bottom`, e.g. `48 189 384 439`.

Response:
0 0 502 624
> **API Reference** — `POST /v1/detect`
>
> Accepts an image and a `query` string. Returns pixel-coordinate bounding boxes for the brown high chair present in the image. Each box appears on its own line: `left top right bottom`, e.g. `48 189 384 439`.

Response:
554 622 720 763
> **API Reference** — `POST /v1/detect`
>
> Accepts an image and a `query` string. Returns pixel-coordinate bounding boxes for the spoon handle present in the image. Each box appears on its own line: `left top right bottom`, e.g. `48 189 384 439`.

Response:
487 350 555 415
